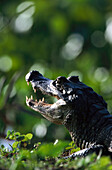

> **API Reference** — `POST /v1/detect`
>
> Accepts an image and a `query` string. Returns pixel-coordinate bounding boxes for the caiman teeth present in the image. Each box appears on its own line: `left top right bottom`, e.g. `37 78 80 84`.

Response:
26 96 28 101
42 97 45 102
31 95 33 99
26 80 37 93
38 98 45 102
26 95 45 103
26 95 34 101
33 87 36 93
27 81 29 86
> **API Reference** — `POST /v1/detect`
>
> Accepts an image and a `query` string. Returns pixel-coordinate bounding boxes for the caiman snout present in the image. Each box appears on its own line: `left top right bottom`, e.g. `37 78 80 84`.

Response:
25 70 42 82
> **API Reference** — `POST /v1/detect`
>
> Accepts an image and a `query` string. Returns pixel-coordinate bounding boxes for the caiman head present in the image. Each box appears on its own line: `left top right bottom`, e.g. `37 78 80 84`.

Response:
25 70 88 125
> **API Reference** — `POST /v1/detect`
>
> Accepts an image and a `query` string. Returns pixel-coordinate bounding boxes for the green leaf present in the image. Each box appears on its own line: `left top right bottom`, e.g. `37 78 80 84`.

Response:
12 141 19 149
15 132 21 137
1 145 5 149
7 130 11 136
70 148 80 154
6 130 11 139
11 130 14 136
9 135 15 140
25 133 33 140
37 141 69 158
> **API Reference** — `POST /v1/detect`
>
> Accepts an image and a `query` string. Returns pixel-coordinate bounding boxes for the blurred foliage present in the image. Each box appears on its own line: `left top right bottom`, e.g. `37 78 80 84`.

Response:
0 0 112 169
0 130 112 170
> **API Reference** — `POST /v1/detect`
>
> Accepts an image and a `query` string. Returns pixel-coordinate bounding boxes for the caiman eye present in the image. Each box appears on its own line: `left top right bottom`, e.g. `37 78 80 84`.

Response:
52 76 67 88
67 76 79 83
56 76 67 84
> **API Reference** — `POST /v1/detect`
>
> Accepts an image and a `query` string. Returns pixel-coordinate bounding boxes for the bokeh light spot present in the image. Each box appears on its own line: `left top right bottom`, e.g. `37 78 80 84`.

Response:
0 56 12 72
68 70 83 81
61 34 84 60
91 30 106 48
14 15 33 33
17 1 35 17
105 16 112 44
94 67 109 82
33 123 47 138
14 1 35 33
101 81 112 94
30 63 45 75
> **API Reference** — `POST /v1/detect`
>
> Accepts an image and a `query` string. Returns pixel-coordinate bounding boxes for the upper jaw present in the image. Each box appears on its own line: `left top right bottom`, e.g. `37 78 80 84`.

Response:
25 71 68 125
25 70 66 105
25 70 65 99
25 71 77 104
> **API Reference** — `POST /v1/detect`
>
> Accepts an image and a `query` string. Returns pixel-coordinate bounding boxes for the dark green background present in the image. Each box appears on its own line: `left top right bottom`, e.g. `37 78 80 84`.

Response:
0 0 112 144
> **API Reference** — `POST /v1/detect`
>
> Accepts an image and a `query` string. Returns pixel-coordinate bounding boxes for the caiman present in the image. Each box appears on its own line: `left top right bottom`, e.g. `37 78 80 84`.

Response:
25 70 112 158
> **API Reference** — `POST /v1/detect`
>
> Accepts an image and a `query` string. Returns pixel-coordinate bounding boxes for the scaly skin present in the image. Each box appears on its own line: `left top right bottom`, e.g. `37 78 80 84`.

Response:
25 70 112 158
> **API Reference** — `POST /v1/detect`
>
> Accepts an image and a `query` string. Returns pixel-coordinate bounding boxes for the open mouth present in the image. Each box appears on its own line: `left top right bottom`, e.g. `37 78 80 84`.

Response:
26 83 61 108
25 71 68 125
25 71 74 124
25 71 66 108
